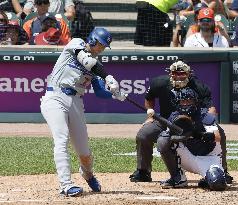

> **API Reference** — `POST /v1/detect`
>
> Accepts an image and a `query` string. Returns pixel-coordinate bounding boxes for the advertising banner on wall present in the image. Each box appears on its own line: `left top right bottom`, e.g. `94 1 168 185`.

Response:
0 61 220 114
232 61 238 122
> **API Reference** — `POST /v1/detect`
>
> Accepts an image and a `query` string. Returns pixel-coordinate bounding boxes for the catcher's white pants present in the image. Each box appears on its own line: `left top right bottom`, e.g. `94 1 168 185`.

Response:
176 142 223 177
40 91 90 189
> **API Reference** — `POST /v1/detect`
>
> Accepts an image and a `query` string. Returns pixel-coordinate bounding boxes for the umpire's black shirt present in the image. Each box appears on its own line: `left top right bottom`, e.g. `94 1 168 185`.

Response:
145 75 213 119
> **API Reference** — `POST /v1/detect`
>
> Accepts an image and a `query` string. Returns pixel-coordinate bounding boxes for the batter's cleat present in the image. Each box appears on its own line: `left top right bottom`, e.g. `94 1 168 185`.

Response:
160 174 188 189
60 186 83 197
198 178 209 189
129 169 152 182
86 176 101 192
225 171 233 184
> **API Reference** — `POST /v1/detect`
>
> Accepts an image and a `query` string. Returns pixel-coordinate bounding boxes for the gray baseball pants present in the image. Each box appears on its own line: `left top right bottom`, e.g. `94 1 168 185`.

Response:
40 91 90 190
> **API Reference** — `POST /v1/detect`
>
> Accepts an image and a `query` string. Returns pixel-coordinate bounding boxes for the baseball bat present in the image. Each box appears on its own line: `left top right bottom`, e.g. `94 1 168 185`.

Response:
125 97 184 135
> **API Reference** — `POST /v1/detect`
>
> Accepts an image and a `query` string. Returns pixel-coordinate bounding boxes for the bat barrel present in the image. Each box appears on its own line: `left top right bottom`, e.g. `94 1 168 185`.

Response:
154 115 183 135
126 97 184 135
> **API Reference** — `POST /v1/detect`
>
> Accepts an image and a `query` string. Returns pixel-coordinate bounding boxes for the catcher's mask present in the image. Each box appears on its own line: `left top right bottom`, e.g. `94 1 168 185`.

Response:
171 87 198 116
167 60 191 88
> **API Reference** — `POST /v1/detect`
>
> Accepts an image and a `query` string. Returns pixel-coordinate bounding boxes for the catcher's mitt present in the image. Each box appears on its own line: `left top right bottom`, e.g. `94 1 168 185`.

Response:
170 115 194 143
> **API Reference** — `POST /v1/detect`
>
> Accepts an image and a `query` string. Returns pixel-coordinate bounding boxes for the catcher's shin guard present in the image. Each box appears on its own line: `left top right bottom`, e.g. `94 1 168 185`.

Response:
157 136 180 178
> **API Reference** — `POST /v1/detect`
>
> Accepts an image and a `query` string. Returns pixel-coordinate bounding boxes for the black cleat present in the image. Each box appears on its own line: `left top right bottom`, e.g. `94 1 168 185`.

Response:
160 175 188 189
198 178 209 189
129 169 152 182
225 171 233 184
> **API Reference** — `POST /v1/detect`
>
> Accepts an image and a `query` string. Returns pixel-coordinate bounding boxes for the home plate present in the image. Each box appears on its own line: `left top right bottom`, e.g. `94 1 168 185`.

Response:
136 195 179 200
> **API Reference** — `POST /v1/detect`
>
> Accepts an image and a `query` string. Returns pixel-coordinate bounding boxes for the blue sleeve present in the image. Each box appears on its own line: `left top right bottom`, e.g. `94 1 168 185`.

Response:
91 76 113 99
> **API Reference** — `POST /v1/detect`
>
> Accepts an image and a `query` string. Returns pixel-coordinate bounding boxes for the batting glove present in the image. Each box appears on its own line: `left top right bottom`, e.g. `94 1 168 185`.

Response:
112 91 128 101
105 75 119 93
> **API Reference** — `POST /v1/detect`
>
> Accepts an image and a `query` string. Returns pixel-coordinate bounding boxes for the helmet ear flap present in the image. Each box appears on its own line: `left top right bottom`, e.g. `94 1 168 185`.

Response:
88 37 97 47
87 33 97 47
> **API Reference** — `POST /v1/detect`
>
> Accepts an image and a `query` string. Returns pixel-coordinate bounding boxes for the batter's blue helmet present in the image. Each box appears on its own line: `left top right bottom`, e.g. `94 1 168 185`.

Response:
205 165 227 191
87 27 112 48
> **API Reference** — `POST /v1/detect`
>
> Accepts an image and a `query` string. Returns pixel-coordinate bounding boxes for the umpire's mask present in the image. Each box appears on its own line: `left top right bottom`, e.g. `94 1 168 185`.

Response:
168 60 191 88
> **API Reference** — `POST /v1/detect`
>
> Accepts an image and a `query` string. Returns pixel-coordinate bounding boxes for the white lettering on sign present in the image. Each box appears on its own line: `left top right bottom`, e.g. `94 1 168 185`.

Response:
1 56 34 61
0 78 150 95
0 77 47 93
100 55 178 63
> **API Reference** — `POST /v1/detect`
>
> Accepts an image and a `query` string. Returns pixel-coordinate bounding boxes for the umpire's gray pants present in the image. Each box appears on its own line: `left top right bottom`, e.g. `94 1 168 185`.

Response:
136 121 163 172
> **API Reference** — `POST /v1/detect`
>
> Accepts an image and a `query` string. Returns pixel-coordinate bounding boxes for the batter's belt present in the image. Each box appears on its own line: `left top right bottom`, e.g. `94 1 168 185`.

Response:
47 86 82 97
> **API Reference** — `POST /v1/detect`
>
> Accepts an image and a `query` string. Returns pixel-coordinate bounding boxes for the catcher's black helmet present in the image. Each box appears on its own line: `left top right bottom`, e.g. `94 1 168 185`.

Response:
171 87 198 116
205 165 227 191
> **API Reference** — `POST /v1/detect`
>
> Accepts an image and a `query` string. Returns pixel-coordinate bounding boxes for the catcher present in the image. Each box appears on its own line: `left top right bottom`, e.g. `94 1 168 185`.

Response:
157 87 227 191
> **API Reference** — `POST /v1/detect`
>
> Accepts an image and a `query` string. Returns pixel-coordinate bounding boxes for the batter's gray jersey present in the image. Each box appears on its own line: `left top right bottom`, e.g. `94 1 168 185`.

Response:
48 38 93 96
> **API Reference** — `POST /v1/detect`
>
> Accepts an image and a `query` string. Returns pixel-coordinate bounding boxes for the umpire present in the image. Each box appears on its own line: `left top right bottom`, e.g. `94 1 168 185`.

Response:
129 59 233 184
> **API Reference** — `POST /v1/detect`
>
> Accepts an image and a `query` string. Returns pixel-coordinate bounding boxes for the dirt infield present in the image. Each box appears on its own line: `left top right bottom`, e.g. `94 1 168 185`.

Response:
0 123 238 205
0 172 238 205
0 123 237 140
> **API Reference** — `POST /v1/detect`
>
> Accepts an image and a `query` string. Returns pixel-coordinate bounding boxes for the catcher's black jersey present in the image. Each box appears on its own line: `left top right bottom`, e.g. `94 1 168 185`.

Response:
145 75 213 118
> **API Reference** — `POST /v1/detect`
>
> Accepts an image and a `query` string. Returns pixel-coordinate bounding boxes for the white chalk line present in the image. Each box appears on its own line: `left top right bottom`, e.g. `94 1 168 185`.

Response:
136 195 179 200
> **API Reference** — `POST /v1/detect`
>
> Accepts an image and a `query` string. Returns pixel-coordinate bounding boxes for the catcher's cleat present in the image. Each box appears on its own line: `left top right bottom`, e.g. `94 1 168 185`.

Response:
86 176 101 192
129 169 152 182
160 175 188 189
60 186 83 197
225 171 233 184
198 178 209 189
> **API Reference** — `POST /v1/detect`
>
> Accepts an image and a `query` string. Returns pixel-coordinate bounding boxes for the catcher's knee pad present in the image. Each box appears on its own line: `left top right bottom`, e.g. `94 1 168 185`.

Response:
79 155 93 180
157 135 171 153
205 165 227 191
